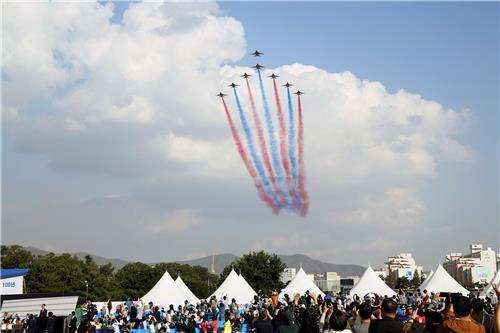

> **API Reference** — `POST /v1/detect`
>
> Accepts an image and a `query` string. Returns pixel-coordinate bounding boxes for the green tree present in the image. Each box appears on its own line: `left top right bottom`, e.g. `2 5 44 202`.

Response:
384 274 397 288
410 270 421 288
113 262 155 300
396 276 411 289
1 245 34 268
26 252 87 296
0 245 221 303
219 251 285 295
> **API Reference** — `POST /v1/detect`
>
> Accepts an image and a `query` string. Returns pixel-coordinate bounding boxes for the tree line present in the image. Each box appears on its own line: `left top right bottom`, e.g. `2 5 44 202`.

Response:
1 246 285 303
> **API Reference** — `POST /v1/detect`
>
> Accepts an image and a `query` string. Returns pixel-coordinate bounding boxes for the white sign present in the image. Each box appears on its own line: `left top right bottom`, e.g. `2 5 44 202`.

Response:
1 276 24 295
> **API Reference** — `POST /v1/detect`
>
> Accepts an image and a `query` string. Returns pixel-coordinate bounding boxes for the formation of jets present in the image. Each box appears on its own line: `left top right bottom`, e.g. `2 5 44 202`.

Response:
217 51 304 100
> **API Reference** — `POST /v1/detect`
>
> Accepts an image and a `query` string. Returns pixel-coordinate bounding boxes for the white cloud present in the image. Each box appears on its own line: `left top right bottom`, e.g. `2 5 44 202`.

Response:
147 209 201 233
2 107 19 122
332 188 424 227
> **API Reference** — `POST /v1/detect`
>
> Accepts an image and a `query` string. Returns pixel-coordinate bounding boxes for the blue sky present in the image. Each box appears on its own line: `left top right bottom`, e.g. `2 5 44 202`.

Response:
2 1 498 268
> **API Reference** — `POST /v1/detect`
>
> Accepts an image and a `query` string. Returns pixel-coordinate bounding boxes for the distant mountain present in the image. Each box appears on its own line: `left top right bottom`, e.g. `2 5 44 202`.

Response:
25 246 130 270
20 246 364 277
278 254 364 277
177 253 238 274
170 253 364 276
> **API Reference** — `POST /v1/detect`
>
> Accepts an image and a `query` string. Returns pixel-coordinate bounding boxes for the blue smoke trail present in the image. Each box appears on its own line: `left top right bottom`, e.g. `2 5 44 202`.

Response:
256 70 292 210
233 89 282 209
286 88 303 211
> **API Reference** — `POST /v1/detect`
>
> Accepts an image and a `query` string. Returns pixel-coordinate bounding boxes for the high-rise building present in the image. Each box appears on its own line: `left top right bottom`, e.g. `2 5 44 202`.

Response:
378 253 422 280
280 268 297 284
310 272 341 292
340 276 360 293
443 244 497 286
289 271 343 292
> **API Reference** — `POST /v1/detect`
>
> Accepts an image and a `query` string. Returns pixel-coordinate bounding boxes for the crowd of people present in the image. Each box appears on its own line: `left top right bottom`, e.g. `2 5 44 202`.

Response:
2 304 57 333
2 285 500 333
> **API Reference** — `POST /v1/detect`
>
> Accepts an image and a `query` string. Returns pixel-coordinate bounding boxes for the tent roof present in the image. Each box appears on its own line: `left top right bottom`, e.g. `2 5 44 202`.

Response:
210 269 256 304
349 265 396 298
421 265 469 294
142 270 192 307
419 270 434 290
0 269 29 279
280 267 324 298
239 273 257 296
480 269 500 298
175 276 200 305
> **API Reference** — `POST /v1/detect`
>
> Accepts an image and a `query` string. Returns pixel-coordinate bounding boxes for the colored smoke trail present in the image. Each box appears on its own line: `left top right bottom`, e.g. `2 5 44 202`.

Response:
297 95 309 216
221 98 278 214
245 78 287 209
232 89 283 210
272 79 298 211
286 88 303 213
256 70 292 209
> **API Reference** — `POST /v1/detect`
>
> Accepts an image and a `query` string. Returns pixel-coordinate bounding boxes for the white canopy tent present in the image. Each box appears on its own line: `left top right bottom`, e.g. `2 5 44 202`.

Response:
239 273 257 297
175 276 200 305
421 265 469 294
280 267 324 298
142 269 192 307
210 269 256 304
349 265 396 298
418 270 434 290
480 269 500 298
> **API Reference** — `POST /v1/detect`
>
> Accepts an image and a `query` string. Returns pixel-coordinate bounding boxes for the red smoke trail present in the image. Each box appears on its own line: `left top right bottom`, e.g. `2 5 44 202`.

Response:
222 98 279 214
297 95 309 216
245 78 287 209
272 79 298 211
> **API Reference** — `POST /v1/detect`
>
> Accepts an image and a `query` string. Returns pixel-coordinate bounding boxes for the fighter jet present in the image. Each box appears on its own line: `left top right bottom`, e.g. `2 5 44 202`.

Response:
216 92 227 98
283 82 293 88
268 73 279 79
252 64 264 70
240 73 252 79
228 83 239 89
251 50 263 57
294 90 305 96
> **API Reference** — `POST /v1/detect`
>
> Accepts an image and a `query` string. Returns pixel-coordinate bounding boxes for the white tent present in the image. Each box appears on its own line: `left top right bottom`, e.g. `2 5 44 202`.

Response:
418 270 434 290
349 265 396 298
480 269 500 298
210 269 256 304
142 269 192 307
280 267 324 298
420 265 469 294
175 276 200 304
239 273 257 296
